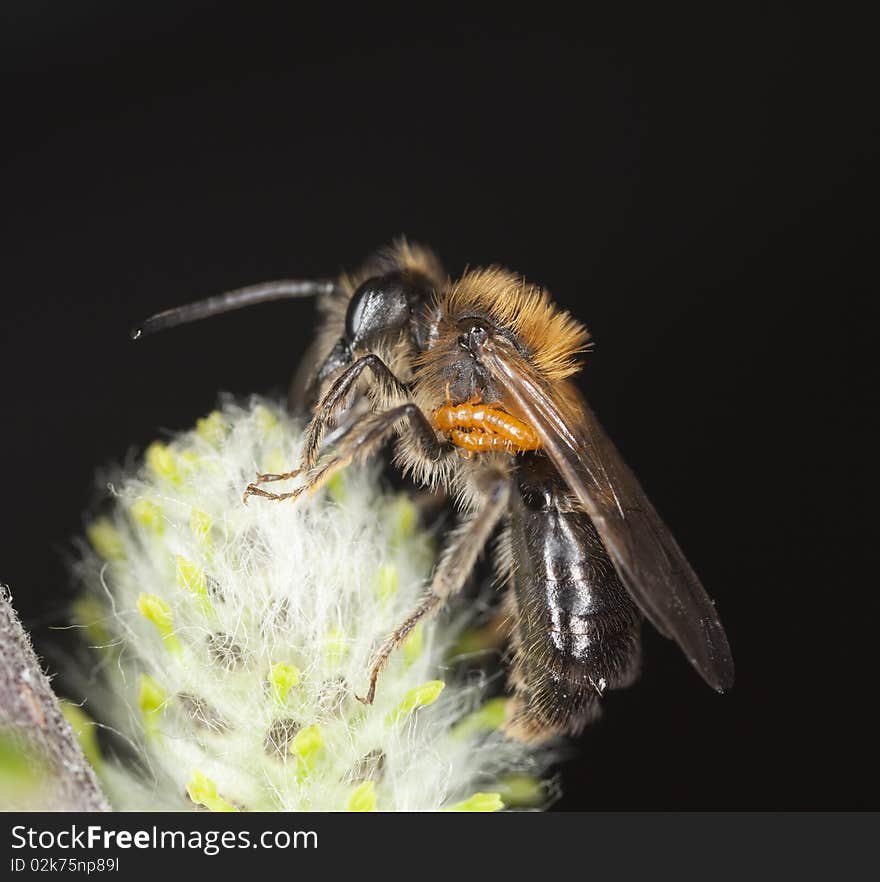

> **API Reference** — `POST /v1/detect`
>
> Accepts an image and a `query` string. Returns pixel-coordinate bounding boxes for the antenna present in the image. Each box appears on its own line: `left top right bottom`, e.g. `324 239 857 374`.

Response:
130 279 338 340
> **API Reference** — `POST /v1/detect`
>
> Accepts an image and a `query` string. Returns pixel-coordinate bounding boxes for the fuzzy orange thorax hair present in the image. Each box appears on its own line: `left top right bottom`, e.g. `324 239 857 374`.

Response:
438 267 590 381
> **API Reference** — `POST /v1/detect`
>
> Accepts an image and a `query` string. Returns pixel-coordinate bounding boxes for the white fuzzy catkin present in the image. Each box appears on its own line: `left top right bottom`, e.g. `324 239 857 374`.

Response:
71 398 550 812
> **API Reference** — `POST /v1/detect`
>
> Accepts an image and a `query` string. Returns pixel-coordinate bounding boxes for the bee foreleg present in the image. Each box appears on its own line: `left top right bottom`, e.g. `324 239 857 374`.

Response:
301 353 409 470
357 472 511 705
259 402 448 505
243 355 411 504
240 484 301 504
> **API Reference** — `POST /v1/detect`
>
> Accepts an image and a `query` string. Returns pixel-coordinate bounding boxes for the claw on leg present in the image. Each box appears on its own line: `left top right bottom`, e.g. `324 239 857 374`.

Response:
242 482 304 505
242 466 307 504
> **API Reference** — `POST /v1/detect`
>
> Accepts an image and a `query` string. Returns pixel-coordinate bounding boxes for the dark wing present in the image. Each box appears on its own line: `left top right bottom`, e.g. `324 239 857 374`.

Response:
476 335 734 691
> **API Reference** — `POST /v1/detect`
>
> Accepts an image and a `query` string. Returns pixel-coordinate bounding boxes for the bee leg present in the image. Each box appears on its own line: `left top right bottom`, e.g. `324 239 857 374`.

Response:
241 484 300 504
286 402 450 503
356 473 511 705
301 353 409 470
244 354 410 503
252 469 301 483
243 468 307 503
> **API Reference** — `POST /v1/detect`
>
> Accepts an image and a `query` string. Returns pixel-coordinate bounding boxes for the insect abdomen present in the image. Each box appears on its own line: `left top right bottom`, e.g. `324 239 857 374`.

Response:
506 455 641 740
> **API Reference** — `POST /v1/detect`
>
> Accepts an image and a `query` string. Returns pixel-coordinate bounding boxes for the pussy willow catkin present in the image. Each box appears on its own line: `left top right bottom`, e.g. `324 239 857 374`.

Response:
69 398 551 811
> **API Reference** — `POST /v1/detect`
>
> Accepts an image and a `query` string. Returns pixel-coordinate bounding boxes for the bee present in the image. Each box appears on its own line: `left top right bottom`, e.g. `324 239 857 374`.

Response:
133 241 734 740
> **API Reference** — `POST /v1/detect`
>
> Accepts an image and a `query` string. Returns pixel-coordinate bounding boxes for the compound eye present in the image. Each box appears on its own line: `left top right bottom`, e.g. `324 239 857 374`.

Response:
345 279 378 341
344 274 411 348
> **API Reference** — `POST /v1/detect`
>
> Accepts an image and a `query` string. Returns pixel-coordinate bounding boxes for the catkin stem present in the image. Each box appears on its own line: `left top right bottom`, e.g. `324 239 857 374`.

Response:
0 585 109 811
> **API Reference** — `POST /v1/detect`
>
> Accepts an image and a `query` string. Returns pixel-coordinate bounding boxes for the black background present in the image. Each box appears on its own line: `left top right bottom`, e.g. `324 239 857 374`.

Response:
0 5 873 809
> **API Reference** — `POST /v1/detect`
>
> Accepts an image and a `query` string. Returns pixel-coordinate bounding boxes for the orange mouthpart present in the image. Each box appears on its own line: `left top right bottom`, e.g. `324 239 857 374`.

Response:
431 402 541 453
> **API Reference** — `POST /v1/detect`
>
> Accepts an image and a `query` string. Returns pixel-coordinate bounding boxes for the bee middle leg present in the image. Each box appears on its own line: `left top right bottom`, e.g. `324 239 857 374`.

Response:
243 354 409 503
357 471 511 705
